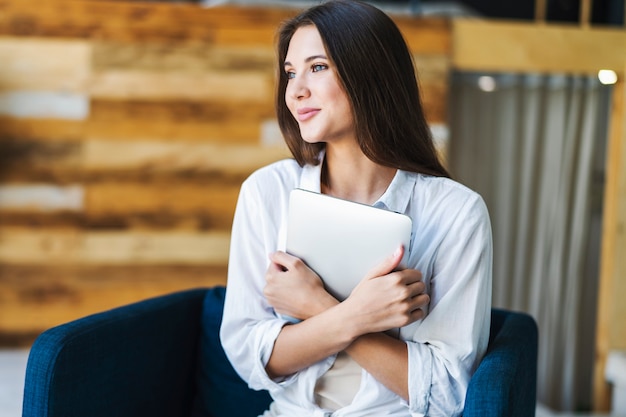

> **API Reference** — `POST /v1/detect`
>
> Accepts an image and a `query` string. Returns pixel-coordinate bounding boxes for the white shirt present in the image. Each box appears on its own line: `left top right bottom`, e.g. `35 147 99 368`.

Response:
220 157 493 417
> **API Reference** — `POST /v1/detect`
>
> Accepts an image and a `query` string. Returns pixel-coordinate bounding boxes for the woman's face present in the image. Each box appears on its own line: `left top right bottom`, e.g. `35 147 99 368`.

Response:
284 25 355 146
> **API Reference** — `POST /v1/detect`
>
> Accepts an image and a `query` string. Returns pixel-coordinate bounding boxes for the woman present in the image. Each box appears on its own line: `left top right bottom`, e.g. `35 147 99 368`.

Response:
220 1 493 416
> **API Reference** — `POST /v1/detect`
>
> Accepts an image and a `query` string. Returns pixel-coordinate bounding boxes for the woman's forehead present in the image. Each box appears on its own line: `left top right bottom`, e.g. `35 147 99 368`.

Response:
285 26 328 64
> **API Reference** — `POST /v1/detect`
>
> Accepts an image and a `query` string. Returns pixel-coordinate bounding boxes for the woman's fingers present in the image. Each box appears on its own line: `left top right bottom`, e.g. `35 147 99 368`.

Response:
364 245 405 280
409 291 430 319
265 251 337 320
269 250 298 271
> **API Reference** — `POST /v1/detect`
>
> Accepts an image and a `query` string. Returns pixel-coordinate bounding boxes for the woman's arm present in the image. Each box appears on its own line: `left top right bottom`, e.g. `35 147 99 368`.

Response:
264 245 429 398
345 333 410 400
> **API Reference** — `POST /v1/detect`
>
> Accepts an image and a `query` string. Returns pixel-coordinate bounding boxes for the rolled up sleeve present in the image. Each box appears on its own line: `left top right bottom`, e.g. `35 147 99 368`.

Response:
220 175 295 393
404 192 492 416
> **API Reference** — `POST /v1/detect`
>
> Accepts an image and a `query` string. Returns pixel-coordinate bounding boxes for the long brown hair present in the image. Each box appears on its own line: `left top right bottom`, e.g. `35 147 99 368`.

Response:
276 0 449 178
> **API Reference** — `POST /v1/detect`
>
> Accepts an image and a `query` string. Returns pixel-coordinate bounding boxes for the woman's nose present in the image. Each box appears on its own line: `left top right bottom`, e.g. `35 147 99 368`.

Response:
288 75 310 100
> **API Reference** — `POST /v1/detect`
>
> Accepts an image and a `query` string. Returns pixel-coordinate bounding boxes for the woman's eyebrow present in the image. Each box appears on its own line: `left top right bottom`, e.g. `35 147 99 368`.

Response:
284 55 328 67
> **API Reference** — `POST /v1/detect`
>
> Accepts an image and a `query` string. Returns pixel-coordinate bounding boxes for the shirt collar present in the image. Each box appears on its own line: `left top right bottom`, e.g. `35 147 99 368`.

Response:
372 169 415 214
298 150 416 213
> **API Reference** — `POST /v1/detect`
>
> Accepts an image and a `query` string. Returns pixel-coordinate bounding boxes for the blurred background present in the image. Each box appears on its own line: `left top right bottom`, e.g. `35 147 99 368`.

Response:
0 0 624 415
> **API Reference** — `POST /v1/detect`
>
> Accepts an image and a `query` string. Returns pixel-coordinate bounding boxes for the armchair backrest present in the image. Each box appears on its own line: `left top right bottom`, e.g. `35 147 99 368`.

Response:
463 309 539 417
23 288 208 417
191 286 272 417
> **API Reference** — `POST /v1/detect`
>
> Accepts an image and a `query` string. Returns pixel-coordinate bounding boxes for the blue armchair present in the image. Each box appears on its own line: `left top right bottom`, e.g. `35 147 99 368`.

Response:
22 286 538 417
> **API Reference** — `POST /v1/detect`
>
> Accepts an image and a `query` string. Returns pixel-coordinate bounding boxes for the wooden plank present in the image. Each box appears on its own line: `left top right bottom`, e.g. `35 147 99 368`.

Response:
0 36 90 92
100 99 271 122
82 139 291 175
594 75 626 412
0 228 231 265
0 184 83 211
93 41 275 73
0 207 233 230
0 212 87 228
84 111 263 143
85 181 240 230
86 99 274 143
89 69 273 101
0 116 84 142
452 19 626 74
0 91 88 120
0 211 216 230
0 138 81 182
0 264 227 342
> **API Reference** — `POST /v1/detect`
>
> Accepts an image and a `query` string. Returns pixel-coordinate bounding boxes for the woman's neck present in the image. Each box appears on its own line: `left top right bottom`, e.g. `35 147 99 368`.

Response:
321 144 396 205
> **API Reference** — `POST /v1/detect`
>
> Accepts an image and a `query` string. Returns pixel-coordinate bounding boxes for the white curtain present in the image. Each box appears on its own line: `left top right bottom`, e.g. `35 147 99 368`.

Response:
448 72 611 411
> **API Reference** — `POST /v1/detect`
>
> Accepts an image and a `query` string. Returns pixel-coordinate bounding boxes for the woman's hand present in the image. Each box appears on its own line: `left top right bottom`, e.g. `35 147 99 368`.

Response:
264 251 339 321
344 246 430 335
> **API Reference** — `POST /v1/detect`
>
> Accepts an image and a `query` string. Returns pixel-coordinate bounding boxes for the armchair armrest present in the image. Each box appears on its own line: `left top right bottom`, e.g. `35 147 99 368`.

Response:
22 287 209 417
464 308 539 417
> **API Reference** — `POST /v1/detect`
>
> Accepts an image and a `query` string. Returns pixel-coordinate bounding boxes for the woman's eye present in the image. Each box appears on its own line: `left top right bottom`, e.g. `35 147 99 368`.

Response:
286 71 296 79
312 64 327 72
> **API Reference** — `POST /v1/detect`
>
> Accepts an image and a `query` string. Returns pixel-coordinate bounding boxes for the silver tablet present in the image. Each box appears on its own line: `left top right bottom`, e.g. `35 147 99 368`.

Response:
286 188 413 301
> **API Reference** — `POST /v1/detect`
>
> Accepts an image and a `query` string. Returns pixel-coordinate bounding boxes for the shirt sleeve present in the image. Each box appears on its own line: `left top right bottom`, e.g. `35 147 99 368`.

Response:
405 192 493 416
219 177 297 393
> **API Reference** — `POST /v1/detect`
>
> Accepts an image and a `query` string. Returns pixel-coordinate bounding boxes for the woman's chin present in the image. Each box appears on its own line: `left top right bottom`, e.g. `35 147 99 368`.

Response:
300 135 324 145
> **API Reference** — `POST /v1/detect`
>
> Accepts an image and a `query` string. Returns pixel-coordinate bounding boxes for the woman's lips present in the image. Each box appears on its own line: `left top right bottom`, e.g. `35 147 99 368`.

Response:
296 108 320 122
